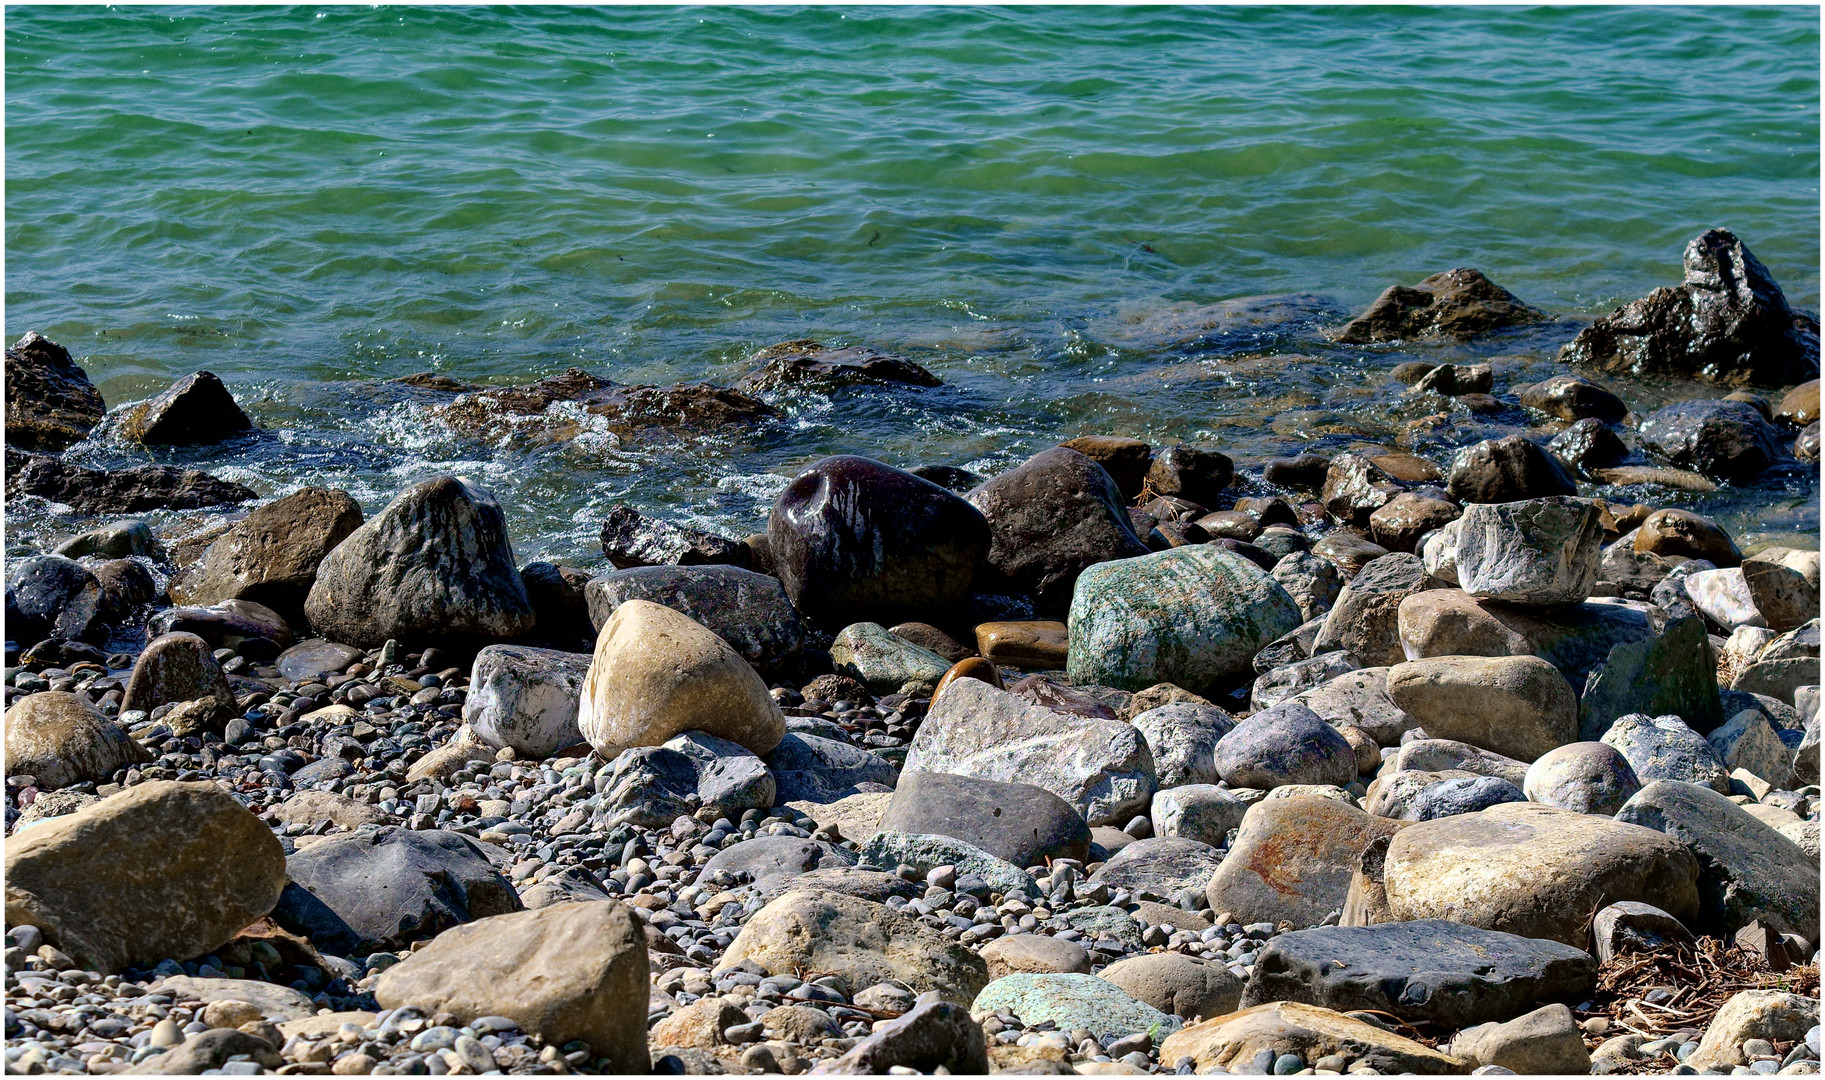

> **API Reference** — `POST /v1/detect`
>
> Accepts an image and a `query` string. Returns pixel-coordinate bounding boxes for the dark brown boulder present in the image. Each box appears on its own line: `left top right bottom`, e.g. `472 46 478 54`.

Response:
768 456 989 630
4 452 255 514
1446 435 1579 505
520 562 595 648
1547 419 1629 476
741 340 941 390
966 447 1149 614
1146 445 1234 507
1410 362 1494 396
1636 399 1783 482
118 371 255 445
1559 229 1819 388
1519 373 1629 423
174 487 364 612
4 333 106 451
1336 269 1546 344
434 368 777 443
1060 435 1152 502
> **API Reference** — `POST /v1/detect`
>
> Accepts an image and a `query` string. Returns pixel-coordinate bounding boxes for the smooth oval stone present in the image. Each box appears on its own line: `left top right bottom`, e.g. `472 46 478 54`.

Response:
932 657 1004 702
1523 742 1642 816
876 770 1089 868
1213 702 1356 789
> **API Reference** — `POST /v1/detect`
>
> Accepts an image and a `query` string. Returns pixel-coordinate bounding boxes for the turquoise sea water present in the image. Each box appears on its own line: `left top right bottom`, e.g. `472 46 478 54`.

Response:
6 6 1819 560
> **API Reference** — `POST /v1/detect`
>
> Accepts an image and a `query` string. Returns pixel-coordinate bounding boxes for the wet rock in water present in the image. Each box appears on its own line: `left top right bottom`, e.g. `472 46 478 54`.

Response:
435 367 777 441
1264 451 1331 492
4 451 257 513
1446 434 1580 505
1312 530 1392 578
1368 492 1459 554
1320 452 1408 528
147 599 295 658
4 692 150 790
965 446 1149 615
1159 1000 1464 1074
1070 544 1301 695
1312 551 1431 668
1523 742 1642 816
1519 373 1630 423
1151 784 1249 846
117 370 256 445
980 934 1093 979
578 598 784 761
4 780 286 974
1632 510 1738 569
818 993 990 1075
1559 228 1820 387
172 487 364 613
5 554 104 644
976 619 1070 669
769 455 991 629
1385 655 1575 762
1547 417 1630 475
598 503 750 571
376 900 650 1071
122 630 237 718
1637 398 1783 482
463 644 592 758
1741 546 1820 632
1130 702 1237 787
764 732 898 804
741 339 942 390
1447 1003 1591 1075
1381 801 1700 947
1243 919 1596 1028
1292 667 1417 747
1453 496 1602 606
1206 796 1405 930
585 564 809 678
907 678 1153 826
1599 712 1731 793
272 827 521 955
1776 377 1820 426
1410 361 1494 397
55 519 161 561
1147 444 1234 506
1336 268 1545 343
877 770 1090 867
725 887 990 1004
304 474 535 647
1213 701 1357 788
4 332 107 450
1614 780 1818 944
831 621 953 696
1060 435 1153 501
1270 550 1344 622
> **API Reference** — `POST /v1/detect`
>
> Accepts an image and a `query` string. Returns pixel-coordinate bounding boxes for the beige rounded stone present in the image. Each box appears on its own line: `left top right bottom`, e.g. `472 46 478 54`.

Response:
1384 654 1576 762
1098 953 1243 1022
3 691 150 790
979 934 1092 980
1686 990 1820 1070
1159 1001 1463 1074
578 599 785 758
1204 796 1407 930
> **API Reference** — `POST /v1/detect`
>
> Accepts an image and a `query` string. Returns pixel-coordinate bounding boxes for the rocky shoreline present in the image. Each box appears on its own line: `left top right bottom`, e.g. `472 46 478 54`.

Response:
4 228 1820 1077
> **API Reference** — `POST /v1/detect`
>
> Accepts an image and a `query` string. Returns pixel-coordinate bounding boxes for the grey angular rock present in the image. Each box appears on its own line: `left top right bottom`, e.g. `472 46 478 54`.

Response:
1447 1004 1591 1075
597 503 749 571
1600 713 1731 793
583 564 810 677
303 475 534 648
1292 667 1419 747
1407 775 1526 820
1741 547 1820 632
118 370 256 445
1395 739 1531 787
1151 785 1249 848
1453 497 1602 606
876 771 1090 867
764 732 898 805
1252 651 1357 711
1707 709 1795 788
812 993 989 1075
177 487 364 613
971 973 1180 1043
1213 701 1356 789
1242 919 1597 1028
905 678 1155 826
702 835 857 892
1129 703 1237 788
857 832 1032 896
463 644 591 759
1614 780 1819 945
1312 553 1432 668
4 331 105 451
1088 837 1225 898
1578 615 1723 740
1272 550 1345 622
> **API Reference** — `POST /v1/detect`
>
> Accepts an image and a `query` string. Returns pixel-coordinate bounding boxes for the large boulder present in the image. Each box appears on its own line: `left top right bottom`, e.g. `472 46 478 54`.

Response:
1158 1001 1464 1075
1311 553 1432 668
1396 589 1657 691
965 446 1150 614
1614 780 1818 945
175 487 364 612
876 771 1089 868
1447 1004 1592 1075
724 888 990 1005
303 475 535 647
1380 802 1700 947
1577 615 1723 740
118 371 256 445
5 555 104 644
1241 919 1597 1028
147 600 294 659
1335 268 1545 344
121 631 237 719
1453 497 1602 606
971 973 1180 1043
579 599 785 759
4 332 106 450
1212 702 1357 788
376 901 648 1070
767 455 990 629
857 832 1031 897
1637 399 1783 482
1068 545 1302 695
1394 739 1531 786
1558 228 1819 387
1384 655 1576 762
271 827 522 955
904 679 1154 826
1522 742 1641 816
4 692 150 790
1292 667 1418 747
583 564 809 677
463 645 592 759
3 781 287 974
1204 796 1406 930
1685 990 1822 1071
1151 785 1250 848
1519 373 1630 423
765 732 898 805
1599 712 1731 793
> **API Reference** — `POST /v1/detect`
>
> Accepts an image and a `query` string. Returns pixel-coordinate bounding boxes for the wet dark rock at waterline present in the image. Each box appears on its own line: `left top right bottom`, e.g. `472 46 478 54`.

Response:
1335 268 1547 343
741 339 942 390
3 449 257 514
3 332 106 452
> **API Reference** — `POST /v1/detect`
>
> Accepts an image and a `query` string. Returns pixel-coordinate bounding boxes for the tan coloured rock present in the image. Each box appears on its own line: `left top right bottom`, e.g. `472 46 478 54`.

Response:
176 487 364 609
1158 1001 1463 1074
650 996 747 1050
404 724 496 784
4 781 287 974
1204 796 1407 930
1384 654 1577 762
3 691 149 790
1634 508 1742 566
1447 1003 1591 1074
270 789 389 830
979 934 1093 980
579 600 785 758
1381 801 1700 947
375 900 649 1070
1740 546 1820 632
1686 990 1820 1070
975 620 1069 669
1098 953 1244 1022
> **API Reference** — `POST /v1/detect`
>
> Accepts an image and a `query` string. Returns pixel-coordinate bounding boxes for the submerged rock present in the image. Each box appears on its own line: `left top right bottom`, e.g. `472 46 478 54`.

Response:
1336 268 1546 344
741 339 941 390
597 504 750 571
5 452 255 513
1637 398 1783 482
